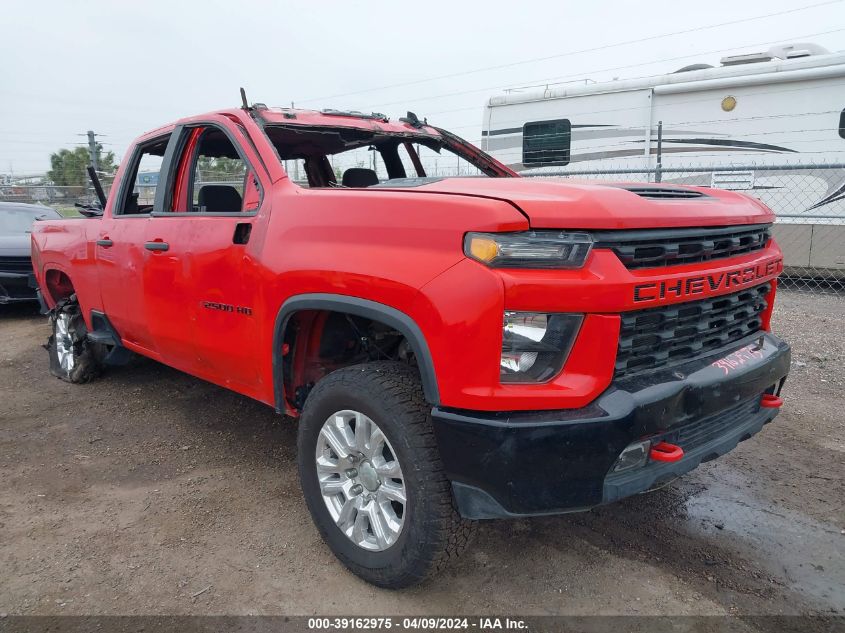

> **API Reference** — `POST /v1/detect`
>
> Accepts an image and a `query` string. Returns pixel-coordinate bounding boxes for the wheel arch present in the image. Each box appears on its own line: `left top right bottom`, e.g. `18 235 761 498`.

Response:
42 267 75 306
273 294 440 413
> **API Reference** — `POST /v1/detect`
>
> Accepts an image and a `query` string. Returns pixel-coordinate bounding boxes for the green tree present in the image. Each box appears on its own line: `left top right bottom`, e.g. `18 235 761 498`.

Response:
47 145 116 187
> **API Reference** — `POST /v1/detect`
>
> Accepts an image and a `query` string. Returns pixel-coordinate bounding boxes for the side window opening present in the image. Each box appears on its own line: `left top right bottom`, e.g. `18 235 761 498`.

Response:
522 119 571 167
839 109 845 140
169 126 260 213
327 146 383 185
192 129 255 213
116 135 170 215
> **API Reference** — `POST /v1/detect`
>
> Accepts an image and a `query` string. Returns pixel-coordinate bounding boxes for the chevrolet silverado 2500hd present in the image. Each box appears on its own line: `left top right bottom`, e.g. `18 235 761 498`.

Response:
31 104 790 588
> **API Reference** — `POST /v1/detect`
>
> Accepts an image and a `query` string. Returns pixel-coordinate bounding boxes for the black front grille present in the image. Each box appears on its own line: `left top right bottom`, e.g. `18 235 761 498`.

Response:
594 224 771 269
615 283 771 378
0 256 32 274
665 398 762 452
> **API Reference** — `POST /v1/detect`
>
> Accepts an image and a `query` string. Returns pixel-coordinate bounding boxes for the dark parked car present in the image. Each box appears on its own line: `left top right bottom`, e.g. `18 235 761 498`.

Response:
0 202 62 304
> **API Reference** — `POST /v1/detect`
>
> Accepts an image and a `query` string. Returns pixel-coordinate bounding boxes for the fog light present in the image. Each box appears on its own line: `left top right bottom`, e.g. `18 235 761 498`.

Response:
500 351 538 373
613 440 651 472
500 312 582 383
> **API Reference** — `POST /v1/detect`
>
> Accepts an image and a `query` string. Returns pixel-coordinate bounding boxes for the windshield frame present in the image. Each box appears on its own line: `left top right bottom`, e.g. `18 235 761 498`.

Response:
255 111 517 186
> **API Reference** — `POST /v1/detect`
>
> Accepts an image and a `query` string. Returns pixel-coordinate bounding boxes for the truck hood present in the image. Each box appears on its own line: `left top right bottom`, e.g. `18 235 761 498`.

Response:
384 178 775 230
0 233 31 257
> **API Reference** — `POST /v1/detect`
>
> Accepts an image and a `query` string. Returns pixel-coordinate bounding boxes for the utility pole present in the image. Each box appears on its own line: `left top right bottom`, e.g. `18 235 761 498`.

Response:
86 130 99 172
77 130 106 202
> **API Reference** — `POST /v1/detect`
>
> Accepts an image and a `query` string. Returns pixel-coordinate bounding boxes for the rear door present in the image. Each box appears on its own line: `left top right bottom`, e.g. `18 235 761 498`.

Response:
96 134 172 355
144 117 267 389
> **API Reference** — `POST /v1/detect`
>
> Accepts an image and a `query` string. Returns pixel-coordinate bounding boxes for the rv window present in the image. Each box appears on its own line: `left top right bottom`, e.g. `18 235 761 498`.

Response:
523 119 571 167
840 109 845 140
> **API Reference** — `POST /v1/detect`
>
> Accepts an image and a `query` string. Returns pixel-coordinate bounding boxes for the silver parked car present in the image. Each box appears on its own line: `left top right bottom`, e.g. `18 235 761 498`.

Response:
0 202 62 304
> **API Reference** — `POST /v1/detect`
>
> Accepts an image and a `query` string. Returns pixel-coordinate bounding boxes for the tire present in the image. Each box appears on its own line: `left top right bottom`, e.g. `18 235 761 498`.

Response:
297 361 475 588
46 294 104 383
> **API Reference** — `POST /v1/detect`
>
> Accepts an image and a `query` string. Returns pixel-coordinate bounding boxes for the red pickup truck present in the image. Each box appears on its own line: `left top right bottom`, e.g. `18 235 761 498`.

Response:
31 104 790 588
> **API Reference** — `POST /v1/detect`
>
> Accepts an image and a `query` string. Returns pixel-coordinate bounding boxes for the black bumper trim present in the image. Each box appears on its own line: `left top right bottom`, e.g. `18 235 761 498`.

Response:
0 271 38 304
88 310 133 366
36 288 49 314
602 404 776 504
431 332 790 519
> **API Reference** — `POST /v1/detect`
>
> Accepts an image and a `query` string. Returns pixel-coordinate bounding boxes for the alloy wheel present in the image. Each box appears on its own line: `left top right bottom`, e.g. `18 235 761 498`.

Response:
315 410 406 551
54 313 76 373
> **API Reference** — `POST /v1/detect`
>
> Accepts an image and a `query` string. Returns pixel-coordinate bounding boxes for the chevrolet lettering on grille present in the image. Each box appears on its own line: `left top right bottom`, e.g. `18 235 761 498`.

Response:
632 257 782 304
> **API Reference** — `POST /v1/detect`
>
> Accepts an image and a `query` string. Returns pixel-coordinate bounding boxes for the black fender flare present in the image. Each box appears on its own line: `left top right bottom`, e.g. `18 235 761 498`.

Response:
272 293 440 412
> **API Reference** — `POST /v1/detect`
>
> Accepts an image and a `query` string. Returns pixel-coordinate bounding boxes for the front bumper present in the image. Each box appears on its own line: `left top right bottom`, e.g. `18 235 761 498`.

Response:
432 332 790 519
0 271 38 304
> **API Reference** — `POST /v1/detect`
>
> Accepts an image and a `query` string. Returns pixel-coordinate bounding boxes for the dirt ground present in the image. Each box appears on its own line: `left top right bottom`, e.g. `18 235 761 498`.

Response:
0 290 842 619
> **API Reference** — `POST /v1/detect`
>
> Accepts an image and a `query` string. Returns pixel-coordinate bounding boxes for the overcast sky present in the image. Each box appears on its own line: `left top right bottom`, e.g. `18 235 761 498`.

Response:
1 0 843 173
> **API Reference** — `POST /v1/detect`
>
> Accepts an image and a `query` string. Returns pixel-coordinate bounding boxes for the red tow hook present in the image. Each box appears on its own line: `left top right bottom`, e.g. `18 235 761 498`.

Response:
761 394 784 409
650 441 684 463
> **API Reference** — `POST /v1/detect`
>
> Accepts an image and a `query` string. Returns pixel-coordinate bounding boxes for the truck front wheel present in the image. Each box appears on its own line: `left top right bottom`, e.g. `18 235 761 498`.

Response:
46 295 103 383
297 361 475 588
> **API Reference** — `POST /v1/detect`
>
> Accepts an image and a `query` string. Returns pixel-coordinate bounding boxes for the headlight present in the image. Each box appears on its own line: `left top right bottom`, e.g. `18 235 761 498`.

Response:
501 312 583 383
465 231 593 269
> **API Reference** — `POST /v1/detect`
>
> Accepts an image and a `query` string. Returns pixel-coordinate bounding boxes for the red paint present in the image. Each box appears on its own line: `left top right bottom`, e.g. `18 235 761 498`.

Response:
30 107 785 415
760 278 778 331
650 441 684 462
761 394 784 408
402 178 776 229
172 128 202 212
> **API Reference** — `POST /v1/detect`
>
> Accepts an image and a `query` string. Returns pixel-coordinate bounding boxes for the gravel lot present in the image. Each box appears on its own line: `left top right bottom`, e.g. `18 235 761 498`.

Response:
0 290 842 620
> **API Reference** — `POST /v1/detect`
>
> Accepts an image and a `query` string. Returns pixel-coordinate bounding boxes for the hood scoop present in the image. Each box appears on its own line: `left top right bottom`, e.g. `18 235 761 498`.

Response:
620 186 708 200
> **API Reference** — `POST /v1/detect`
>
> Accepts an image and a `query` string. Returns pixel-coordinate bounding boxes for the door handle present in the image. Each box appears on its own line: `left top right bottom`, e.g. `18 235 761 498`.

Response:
144 241 170 252
96 238 113 247
233 222 252 245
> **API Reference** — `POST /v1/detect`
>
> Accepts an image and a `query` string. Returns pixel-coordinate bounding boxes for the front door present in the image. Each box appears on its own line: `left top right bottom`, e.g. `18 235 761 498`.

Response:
143 119 266 390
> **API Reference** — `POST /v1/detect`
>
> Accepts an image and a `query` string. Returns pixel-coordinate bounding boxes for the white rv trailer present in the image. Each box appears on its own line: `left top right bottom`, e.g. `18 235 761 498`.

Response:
481 43 845 276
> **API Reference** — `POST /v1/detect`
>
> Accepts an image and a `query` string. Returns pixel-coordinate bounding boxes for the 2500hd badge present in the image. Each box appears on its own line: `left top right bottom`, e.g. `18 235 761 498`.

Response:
202 301 253 316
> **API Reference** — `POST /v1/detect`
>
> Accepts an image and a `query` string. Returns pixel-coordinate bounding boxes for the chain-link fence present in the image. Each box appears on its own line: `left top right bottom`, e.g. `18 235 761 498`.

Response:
0 183 108 215
522 162 845 293
0 173 244 214
3 162 843 293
